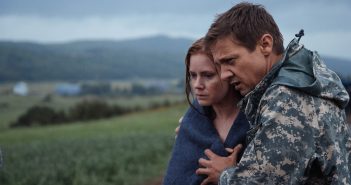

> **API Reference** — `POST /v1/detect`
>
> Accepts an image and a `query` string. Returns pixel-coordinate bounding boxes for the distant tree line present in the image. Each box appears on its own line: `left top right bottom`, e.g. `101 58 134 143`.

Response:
56 81 184 97
80 83 113 96
10 99 181 128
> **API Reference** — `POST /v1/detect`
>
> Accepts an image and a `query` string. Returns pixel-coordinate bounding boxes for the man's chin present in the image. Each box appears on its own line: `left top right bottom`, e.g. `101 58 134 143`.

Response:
239 88 252 96
236 87 248 96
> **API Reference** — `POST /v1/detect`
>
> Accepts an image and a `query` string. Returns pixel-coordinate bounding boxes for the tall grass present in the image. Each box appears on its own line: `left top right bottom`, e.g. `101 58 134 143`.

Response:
0 105 186 185
0 134 172 185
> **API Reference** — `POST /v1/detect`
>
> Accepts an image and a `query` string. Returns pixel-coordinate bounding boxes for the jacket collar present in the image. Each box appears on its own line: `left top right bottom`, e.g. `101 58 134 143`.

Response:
238 38 303 127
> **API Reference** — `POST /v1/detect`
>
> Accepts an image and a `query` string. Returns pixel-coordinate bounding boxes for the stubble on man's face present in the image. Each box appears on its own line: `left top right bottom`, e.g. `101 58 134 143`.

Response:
211 36 268 96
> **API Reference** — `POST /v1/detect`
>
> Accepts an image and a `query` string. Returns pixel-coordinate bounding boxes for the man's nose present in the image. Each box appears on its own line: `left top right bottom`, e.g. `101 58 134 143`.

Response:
220 67 233 81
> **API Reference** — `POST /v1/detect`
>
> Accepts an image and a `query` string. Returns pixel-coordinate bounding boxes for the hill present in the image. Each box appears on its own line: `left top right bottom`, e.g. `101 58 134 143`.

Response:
0 36 350 82
0 36 193 82
322 56 351 79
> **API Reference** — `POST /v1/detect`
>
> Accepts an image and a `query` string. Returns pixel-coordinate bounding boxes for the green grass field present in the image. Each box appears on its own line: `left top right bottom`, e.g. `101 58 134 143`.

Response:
0 98 187 185
0 93 185 131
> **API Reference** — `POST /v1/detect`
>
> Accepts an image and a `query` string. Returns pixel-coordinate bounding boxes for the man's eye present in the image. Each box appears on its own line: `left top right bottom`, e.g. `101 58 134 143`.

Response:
224 59 234 65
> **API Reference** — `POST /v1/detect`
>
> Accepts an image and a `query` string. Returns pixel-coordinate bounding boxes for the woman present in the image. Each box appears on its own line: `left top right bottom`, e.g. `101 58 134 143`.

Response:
163 38 249 185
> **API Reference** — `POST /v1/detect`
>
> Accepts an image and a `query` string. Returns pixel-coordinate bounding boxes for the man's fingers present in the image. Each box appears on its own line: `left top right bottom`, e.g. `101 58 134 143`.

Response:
198 158 211 168
229 144 243 163
196 167 211 175
233 144 243 154
204 149 216 159
225 147 234 153
200 177 210 185
226 144 243 154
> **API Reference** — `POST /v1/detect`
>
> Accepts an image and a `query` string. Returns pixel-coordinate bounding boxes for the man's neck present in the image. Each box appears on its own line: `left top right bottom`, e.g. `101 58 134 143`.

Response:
266 53 283 73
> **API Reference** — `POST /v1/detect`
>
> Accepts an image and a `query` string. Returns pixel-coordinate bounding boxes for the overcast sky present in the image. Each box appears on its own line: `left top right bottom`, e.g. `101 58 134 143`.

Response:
1 0 350 59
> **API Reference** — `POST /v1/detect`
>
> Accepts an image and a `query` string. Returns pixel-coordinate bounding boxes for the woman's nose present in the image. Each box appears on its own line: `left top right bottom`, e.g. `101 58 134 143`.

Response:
194 78 204 89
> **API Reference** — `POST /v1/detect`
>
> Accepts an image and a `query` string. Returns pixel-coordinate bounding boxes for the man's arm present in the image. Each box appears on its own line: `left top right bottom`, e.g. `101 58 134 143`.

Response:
220 86 317 184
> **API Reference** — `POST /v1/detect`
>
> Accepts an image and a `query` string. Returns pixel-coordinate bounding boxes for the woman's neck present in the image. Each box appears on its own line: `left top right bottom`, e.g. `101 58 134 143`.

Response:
212 90 240 119
212 92 241 142
212 100 237 119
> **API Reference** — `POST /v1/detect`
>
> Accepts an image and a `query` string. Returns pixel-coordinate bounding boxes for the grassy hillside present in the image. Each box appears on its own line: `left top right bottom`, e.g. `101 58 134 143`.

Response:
0 36 193 82
0 104 187 185
1 36 351 82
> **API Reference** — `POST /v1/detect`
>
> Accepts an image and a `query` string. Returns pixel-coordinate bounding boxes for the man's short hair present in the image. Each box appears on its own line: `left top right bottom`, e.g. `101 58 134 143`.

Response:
205 2 284 55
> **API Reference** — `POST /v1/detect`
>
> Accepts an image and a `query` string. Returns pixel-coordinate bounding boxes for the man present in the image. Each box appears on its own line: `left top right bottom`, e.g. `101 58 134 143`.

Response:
200 2 351 184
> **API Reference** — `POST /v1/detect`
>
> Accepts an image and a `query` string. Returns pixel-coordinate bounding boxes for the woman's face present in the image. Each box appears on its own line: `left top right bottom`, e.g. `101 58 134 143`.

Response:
189 53 230 106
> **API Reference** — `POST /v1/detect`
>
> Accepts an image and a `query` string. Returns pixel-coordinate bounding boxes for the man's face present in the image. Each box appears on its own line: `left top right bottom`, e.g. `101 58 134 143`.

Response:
211 36 269 96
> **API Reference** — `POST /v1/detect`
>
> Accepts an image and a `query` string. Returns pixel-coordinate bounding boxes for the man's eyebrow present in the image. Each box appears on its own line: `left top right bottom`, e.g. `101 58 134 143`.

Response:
217 55 238 64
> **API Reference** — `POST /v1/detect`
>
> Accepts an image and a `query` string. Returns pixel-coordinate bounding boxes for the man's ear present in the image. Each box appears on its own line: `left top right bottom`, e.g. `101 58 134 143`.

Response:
259 34 273 56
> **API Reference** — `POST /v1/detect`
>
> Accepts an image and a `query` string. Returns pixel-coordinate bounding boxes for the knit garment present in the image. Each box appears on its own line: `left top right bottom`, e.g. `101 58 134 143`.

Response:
163 101 250 185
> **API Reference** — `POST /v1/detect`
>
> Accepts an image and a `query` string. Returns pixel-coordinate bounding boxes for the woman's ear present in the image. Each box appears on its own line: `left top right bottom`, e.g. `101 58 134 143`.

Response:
259 34 273 56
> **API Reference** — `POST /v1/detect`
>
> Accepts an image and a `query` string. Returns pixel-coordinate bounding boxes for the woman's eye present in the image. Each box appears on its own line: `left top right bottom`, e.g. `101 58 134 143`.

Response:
190 73 197 79
204 73 215 78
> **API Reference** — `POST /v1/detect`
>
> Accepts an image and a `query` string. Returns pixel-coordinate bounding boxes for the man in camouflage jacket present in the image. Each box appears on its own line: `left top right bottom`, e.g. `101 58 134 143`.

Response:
220 37 350 184
203 2 351 184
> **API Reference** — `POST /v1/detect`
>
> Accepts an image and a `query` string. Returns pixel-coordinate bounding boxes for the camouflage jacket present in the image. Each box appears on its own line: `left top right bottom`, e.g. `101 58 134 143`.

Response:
220 38 351 185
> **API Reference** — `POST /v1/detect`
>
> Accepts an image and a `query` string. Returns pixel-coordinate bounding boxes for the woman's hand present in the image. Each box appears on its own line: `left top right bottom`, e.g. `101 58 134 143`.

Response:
175 116 183 138
196 144 243 185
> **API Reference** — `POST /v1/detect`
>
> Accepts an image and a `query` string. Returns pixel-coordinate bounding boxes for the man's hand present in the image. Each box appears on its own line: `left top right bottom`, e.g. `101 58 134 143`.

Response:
196 144 243 185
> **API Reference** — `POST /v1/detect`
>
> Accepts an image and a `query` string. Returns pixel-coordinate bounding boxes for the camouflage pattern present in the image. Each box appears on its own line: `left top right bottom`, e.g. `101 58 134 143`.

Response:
220 38 351 184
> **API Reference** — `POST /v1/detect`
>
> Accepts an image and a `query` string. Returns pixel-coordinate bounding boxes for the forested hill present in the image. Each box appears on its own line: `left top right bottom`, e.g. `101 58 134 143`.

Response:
0 36 350 82
0 36 193 82
322 56 351 79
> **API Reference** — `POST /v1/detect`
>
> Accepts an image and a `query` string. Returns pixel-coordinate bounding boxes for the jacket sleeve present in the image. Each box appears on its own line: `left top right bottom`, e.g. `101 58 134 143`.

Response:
220 85 318 184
